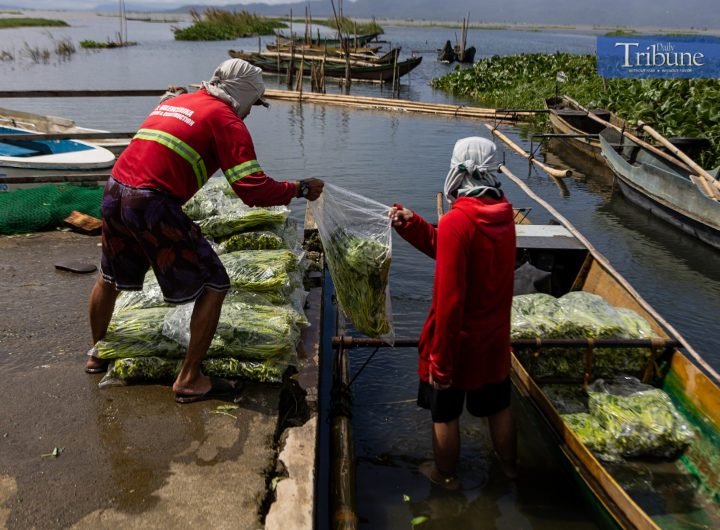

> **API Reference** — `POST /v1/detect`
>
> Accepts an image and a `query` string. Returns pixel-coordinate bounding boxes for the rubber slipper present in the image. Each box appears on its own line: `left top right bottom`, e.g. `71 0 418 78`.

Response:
418 461 460 491
85 364 108 374
55 260 97 274
175 376 239 404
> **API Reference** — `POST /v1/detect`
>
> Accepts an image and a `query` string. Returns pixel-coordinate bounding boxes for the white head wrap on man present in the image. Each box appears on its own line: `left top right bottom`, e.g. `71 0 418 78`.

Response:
443 136 503 204
200 58 269 118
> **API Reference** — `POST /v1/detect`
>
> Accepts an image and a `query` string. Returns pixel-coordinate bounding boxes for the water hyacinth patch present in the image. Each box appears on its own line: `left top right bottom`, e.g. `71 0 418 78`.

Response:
432 53 720 168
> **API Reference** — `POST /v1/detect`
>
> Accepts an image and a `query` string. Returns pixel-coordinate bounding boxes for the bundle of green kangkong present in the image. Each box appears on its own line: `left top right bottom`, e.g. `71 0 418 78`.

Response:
560 377 695 462
511 291 657 379
98 176 307 387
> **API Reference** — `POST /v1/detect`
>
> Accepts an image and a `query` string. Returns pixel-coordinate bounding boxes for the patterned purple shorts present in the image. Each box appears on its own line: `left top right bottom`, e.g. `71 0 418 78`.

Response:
100 176 230 304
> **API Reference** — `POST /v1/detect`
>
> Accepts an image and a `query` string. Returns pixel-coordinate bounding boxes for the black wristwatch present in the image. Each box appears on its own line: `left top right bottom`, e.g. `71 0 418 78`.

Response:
297 180 310 198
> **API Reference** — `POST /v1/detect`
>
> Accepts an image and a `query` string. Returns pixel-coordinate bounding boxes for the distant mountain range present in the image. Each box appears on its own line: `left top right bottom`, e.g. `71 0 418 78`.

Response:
23 0 720 29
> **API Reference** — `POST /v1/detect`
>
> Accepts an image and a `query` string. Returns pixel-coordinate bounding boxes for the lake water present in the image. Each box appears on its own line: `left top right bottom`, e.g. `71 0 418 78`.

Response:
2 12 719 530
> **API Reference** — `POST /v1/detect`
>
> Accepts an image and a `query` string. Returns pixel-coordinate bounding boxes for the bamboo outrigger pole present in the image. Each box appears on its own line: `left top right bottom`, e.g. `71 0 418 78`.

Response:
561 96 699 171
484 123 572 178
637 120 720 200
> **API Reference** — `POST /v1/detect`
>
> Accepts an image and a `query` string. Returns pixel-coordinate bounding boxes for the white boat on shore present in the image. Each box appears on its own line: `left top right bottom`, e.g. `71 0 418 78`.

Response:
0 123 116 187
0 107 124 188
0 106 130 156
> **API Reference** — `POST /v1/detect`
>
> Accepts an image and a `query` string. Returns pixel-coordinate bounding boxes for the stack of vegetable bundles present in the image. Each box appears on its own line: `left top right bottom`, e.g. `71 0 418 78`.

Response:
511 291 658 379
309 184 394 341
98 176 308 387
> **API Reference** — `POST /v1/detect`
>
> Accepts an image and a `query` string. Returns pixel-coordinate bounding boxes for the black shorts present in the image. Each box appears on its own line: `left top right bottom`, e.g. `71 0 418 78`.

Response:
417 376 511 423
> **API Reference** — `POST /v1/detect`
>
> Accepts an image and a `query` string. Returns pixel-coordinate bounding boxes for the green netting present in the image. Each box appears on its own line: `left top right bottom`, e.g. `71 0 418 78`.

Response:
0 183 103 235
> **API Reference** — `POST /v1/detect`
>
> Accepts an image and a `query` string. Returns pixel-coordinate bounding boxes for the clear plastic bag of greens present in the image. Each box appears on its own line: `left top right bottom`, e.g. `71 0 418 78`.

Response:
585 376 695 460
309 183 394 342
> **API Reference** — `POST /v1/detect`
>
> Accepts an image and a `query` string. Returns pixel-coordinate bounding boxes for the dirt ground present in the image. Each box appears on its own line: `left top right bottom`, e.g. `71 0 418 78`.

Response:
0 230 316 530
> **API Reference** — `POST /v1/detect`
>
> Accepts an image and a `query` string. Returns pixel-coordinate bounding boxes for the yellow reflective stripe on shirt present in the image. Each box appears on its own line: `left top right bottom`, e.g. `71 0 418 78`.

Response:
225 160 263 184
134 128 208 188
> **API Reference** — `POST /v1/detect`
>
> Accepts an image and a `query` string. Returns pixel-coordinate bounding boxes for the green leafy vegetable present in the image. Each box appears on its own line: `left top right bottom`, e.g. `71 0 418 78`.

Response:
324 227 391 337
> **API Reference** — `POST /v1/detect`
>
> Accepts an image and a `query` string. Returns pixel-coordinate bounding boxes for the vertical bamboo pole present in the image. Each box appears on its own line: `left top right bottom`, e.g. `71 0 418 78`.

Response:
330 342 357 530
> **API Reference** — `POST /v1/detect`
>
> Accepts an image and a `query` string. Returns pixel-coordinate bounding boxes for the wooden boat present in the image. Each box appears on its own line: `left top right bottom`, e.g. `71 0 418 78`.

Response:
228 50 423 83
544 96 624 164
506 171 720 529
436 40 476 64
0 123 116 181
273 31 381 48
239 47 401 66
0 106 129 156
265 42 383 56
328 170 720 529
599 127 720 250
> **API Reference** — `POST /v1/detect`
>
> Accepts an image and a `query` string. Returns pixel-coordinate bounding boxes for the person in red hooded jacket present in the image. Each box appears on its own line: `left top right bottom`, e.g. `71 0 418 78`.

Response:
84 59 323 403
390 136 517 489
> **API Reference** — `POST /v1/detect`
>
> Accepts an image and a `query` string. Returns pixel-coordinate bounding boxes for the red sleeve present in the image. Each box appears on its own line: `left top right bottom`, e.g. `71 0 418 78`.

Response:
215 119 297 207
427 214 468 385
394 210 438 258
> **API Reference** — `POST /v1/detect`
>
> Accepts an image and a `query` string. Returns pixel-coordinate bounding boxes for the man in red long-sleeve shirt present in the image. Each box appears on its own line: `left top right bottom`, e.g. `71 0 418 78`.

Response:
390 137 517 489
84 59 323 403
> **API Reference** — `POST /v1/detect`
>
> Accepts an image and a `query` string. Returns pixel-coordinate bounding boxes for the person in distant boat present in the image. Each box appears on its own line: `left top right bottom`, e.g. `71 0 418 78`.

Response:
389 137 517 489
84 58 324 403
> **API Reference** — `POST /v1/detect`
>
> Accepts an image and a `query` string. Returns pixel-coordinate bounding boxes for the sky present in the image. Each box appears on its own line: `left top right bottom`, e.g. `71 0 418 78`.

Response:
8 0 719 29
6 0 311 10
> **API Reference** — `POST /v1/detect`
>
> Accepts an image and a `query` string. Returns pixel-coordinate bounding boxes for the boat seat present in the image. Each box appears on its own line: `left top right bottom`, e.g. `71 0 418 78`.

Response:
0 143 41 157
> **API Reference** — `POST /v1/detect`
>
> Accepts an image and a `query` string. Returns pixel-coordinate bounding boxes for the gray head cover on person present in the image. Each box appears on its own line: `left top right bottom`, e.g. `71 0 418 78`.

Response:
443 136 503 204
201 58 270 118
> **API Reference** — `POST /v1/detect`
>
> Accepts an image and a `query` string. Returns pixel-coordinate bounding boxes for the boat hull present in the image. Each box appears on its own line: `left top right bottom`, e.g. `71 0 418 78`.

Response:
511 222 720 529
600 128 720 250
228 51 422 82
274 32 380 48
544 96 619 164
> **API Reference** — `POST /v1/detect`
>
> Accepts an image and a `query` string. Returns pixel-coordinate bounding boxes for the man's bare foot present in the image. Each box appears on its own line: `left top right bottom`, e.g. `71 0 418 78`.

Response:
418 461 460 491
173 373 212 397
174 376 239 404
85 354 108 374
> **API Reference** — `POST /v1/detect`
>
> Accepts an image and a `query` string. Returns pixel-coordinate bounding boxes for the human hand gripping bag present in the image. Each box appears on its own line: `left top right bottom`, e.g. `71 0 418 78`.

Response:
309 183 394 343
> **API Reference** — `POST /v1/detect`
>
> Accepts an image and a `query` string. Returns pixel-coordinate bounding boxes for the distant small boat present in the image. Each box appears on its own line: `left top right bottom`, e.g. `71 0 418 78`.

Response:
0 124 116 179
436 40 476 64
600 127 720 250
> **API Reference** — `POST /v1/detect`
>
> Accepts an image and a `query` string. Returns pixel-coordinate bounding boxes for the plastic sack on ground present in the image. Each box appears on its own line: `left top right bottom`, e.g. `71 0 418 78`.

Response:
195 207 289 238
183 176 289 236
95 306 184 359
309 183 394 342
99 356 287 387
163 299 302 362
220 249 303 303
